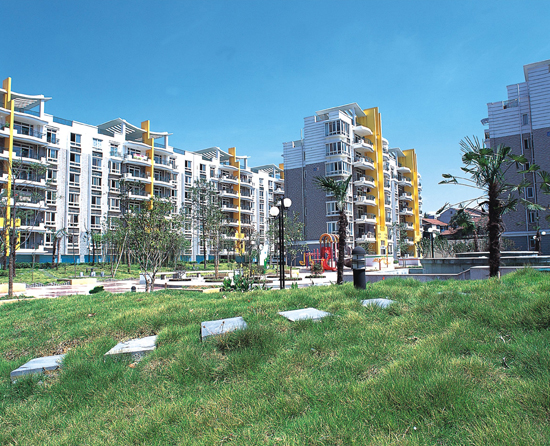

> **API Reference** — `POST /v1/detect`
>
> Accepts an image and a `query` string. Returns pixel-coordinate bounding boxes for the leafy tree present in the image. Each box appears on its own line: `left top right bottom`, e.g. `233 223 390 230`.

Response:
391 222 411 257
440 136 542 277
267 211 305 277
121 198 187 291
189 178 225 278
313 175 352 284
0 160 49 297
448 208 484 251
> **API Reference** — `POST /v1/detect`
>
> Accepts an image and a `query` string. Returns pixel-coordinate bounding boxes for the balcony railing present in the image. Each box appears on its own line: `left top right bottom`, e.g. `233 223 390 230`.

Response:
12 124 44 139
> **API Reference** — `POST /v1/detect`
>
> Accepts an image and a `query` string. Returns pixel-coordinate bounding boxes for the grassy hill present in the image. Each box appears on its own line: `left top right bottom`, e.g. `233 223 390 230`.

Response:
1 269 549 445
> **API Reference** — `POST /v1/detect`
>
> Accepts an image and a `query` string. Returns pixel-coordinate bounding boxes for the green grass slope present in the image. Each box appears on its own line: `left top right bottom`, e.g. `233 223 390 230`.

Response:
1 269 549 445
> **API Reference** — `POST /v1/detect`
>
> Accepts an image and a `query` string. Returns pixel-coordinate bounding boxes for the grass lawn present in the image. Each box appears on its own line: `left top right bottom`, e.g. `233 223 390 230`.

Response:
0 269 549 445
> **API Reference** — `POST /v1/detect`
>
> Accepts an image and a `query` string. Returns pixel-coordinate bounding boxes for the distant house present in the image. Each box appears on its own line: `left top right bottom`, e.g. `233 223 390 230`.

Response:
438 207 484 225
421 218 448 236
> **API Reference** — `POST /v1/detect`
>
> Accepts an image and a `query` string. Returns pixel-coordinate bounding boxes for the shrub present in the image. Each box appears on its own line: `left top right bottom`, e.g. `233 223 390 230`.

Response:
89 286 105 294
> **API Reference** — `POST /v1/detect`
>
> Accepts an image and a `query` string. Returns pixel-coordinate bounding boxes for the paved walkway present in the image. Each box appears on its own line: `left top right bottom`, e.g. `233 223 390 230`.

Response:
0 264 402 304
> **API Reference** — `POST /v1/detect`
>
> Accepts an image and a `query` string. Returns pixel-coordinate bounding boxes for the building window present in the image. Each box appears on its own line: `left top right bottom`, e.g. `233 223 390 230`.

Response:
93 138 102 149
45 212 55 226
91 215 101 228
185 160 192 171
110 179 120 191
200 163 206 172
70 133 81 147
325 120 350 137
46 191 56 205
327 222 338 234
92 157 102 170
68 213 79 228
47 148 58 161
524 139 531 151
522 114 529 125
110 144 119 157
91 195 101 209
47 169 57 183
91 176 102 189
325 161 351 175
47 129 58 144
526 186 534 199
68 193 79 207
110 198 120 210
69 172 80 186
109 161 121 174
69 151 81 165
326 142 350 156
529 211 537 224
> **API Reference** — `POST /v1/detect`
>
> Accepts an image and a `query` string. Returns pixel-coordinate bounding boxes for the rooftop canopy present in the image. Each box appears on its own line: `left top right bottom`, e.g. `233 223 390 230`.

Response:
315 103 367 119
0 88 51 111
250 164 283 175
97 118 171 142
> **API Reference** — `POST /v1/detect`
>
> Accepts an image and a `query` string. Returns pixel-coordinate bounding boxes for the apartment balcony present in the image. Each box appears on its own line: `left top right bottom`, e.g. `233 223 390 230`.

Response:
399 192 413 201
0 124 46 145
17 244 47 254
154 158 177 171
239 206 254 214
353 125 373 137
128 191 151 201
355 213 377 225
123 153 151 166
19 222 47 233
385 200 392 208
351 140 374 154
356 232 376 243
223 218 240 227
399 207 414 216
402 238 415 246
0 149 47 165
353 156 375 170
397 163 411 174
241 220 254 227
403 222 414 231
273 187 284 195
153 177 173 188
109 168 122 176
219 173 239 184
220 189 238 198
240 193 254 201
222 203 238 212
398 176 412 187
354 194 376 206
14 196 46 210
124 171 151 183
354 175 376 189
384 182 391 192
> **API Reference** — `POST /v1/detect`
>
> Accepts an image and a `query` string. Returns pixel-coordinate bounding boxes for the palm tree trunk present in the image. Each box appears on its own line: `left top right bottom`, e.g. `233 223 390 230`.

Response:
337 211 347 284
488 183 500 277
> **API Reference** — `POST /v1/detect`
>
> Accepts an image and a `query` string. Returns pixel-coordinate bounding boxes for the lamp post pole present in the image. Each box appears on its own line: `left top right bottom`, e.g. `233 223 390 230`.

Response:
270 197 292 290
279 206 284 289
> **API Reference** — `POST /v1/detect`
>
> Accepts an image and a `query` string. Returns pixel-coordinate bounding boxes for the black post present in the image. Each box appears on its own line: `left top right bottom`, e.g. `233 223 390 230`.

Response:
430 232 435 258
279 204 285 289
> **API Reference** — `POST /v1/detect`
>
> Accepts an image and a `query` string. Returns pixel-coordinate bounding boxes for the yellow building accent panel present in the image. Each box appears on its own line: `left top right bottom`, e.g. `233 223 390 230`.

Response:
279 163 284 180
358 107 387 255
141 121 155 208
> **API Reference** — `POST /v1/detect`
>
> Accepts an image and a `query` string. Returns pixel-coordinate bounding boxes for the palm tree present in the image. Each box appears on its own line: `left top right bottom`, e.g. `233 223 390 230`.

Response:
440 136 542 277
314 175 352 284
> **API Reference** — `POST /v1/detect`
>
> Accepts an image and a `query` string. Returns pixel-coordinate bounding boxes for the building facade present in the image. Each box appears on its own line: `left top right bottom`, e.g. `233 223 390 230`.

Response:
483 59 550 252
283 103 422 257
0 78 284 263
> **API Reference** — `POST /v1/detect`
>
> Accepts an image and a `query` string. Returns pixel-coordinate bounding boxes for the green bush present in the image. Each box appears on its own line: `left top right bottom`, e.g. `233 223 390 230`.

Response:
89 286 105 294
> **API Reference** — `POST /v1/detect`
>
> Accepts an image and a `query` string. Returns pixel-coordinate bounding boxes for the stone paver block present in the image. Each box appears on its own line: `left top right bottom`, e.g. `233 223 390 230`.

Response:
201 316 247 340
362 298 395 309
278 307 332 322
11 354 65 381
104 335 157 361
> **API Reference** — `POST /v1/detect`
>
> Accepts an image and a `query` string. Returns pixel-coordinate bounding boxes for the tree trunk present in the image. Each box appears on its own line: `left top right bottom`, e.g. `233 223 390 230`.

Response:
337 210 347 285
127 250 131 273
8 216 17 297
214 234 219 279
488 182 501 277
52 235 57 267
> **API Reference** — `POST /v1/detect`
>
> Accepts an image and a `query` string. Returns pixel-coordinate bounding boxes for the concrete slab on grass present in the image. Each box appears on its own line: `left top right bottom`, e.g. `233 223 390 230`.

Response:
278 307 332 322
362 298 395 308
11 354 65 381
201 316 247 340
104 335 157 361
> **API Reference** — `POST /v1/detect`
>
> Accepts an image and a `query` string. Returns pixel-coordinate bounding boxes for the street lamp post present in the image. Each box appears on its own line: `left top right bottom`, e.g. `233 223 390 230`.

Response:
427 227 435 258
270 197 292 290
533 230 547 255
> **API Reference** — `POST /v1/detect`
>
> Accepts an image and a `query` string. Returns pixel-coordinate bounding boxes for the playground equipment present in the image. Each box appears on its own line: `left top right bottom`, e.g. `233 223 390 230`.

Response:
298 233 339 272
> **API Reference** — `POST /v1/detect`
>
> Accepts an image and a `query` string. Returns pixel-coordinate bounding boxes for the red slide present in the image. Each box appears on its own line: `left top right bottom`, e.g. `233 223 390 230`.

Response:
321 258 337 272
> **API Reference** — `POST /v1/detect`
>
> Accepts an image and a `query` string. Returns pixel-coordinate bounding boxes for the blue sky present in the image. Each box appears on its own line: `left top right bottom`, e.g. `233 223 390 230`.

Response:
4 0 550 213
